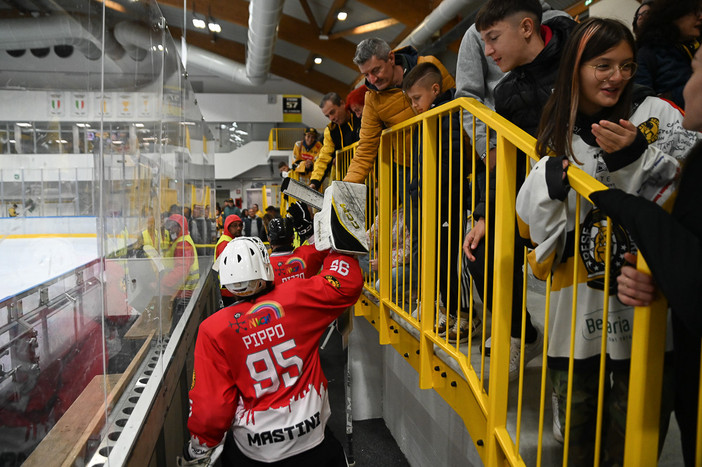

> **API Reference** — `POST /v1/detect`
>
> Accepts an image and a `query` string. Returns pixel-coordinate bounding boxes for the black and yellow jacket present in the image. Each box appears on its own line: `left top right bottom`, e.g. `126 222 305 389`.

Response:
310 112 361 187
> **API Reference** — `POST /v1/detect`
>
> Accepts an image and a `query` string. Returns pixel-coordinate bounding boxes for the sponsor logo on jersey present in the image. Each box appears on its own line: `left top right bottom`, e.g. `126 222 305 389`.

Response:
274 257 306 277
246 411 321 446
324 275 341 289
578 208 633 292
582 307 633 344
247 301 285 328
228 311 248 333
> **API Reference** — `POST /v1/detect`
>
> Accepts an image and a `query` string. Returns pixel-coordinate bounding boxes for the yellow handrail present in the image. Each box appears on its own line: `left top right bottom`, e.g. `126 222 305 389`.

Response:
336 96 668 467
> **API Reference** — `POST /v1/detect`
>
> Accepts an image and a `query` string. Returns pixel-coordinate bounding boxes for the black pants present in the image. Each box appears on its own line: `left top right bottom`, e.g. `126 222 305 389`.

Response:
220 426 346 467
673 314 701 466
438 210 466 317
465 224 537 341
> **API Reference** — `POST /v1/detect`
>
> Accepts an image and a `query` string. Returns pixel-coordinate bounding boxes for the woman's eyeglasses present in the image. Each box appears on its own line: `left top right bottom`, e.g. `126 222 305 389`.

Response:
586 62 638 82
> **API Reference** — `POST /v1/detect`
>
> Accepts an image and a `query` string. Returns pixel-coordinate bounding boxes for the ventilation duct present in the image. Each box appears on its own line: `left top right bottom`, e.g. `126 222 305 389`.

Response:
245 0 284 85
175 43 251 86
113 21 159 61
0 14 124 61
397 0 474 50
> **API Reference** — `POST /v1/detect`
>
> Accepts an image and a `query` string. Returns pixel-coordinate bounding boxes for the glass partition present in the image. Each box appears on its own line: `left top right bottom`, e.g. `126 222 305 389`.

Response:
0 0 214 464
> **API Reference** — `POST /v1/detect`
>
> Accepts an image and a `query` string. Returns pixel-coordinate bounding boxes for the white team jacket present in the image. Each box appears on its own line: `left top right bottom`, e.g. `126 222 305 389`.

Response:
516 96 699 366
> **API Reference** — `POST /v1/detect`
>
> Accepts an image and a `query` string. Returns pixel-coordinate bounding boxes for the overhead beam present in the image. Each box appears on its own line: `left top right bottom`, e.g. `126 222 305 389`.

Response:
169 28 351 97
298 0 320 33
353 0 432 28
327 18 400 41
303 52 316 72
320 0 347 35
158 0 357 68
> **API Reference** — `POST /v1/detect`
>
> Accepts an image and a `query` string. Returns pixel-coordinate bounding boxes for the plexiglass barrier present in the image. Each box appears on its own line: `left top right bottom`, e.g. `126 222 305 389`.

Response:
0 1 215 464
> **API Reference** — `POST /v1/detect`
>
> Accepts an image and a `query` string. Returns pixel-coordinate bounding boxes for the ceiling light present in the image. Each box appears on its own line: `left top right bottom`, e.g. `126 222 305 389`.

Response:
76 123 90 128
16 122 31 127
208 20 221 33
192 17 206 29
314 57 323 65
56 139 68 144
337 11 348 21
134 123 144 127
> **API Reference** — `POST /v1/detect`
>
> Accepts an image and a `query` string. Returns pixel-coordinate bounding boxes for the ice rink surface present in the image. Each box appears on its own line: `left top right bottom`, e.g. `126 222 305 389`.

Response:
0 217 99 301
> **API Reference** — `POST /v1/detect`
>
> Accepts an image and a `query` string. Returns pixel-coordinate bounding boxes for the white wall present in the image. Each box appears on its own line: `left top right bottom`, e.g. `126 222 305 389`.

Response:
0 90 329 130
348 318 482 465
590 0 640 27
197 93 328 129
214 140 271 179
0 90 160 122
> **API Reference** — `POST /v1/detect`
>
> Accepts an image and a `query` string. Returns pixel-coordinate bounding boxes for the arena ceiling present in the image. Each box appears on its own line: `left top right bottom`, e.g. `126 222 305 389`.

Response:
0 0 595 100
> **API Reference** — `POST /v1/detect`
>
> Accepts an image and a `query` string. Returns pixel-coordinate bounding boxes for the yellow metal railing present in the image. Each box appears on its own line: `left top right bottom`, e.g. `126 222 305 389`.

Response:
336 97 671 466
268 128 305 151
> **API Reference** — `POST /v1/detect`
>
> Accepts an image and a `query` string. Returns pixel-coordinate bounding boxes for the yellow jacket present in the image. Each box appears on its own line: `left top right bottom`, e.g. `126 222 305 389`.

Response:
292 140 322 171
343 48 454 183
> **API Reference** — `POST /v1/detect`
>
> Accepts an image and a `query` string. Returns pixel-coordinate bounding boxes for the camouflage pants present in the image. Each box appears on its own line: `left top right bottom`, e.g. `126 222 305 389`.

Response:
550 364 673 467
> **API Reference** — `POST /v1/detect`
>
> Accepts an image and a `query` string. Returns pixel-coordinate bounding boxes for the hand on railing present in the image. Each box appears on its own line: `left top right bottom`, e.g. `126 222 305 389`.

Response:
616 252 657 307
463 218 486 262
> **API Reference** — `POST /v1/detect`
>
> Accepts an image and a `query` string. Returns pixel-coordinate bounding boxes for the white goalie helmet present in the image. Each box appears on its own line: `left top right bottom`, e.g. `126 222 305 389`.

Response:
218 237 274 297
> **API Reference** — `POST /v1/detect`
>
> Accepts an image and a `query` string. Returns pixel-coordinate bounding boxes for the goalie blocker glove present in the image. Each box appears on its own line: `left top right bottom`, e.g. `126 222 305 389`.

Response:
287 201 314 241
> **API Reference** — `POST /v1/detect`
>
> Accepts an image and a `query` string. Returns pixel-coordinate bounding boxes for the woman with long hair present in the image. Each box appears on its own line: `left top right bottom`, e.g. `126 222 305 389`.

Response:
517 17 699 465
635 0 701 107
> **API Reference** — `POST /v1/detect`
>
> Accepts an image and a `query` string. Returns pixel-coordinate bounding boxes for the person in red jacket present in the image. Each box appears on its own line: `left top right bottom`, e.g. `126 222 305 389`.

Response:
215 214 243 306
268 216 326 285
179 236 362 466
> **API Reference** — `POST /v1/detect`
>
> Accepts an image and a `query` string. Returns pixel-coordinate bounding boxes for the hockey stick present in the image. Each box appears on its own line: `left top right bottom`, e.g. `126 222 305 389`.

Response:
280 177 324 210
344 341 355 466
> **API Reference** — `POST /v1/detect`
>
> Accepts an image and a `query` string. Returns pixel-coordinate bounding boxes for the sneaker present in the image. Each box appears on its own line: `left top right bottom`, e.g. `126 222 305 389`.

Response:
435 309 455 337
448 315 481 344
508 328 543 382
552 391 564 444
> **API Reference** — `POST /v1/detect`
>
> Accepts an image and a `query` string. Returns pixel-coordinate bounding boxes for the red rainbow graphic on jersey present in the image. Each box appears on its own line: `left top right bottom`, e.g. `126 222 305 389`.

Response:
246 301 285 328
274 257 306 277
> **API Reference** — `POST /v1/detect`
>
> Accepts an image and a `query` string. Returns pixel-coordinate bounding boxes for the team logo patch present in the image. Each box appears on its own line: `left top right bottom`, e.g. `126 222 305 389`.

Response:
324 275 341 289
275 257 306 276
638 117 659 144
228 311 248 333
578 208 634 292
247 301 285 328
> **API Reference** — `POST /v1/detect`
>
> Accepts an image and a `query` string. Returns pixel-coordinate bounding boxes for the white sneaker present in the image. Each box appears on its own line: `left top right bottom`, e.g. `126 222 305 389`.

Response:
552 391 564 444
508 329 543 382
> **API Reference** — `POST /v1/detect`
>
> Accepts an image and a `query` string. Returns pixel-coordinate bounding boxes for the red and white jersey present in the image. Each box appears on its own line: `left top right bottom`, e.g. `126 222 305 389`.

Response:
270 245 327 285
187 252 362 462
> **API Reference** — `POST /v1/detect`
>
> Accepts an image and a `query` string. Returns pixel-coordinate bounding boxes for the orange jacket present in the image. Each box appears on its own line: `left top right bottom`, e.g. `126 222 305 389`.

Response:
343 47 455 183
